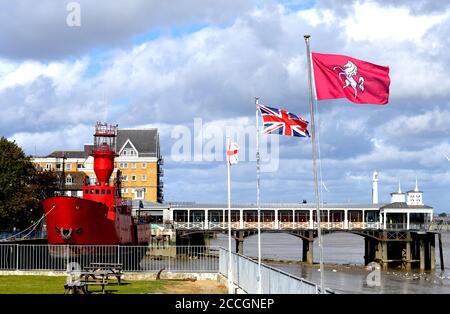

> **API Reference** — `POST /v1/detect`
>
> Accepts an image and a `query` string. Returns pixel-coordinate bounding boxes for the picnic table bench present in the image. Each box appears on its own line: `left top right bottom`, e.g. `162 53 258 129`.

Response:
66 270 111 294
84 263 123 284
64 281 87 294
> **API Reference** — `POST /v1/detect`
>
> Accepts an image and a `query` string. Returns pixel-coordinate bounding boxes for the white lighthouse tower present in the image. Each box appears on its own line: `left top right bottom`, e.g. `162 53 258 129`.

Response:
372 170 379 204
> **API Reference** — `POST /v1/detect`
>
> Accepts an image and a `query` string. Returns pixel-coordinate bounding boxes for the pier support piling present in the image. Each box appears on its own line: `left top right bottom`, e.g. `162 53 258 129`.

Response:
364 238 376 266
405 242 412 271
302 239 314 264
430 234 436 271
234 231 244 255
381 242 388 270
438 233 444 271
419 239 425 271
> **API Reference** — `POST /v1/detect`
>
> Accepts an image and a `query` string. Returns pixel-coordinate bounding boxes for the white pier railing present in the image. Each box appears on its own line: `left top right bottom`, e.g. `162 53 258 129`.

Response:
0 245 218 273
219 248 333 294
172 220 419 231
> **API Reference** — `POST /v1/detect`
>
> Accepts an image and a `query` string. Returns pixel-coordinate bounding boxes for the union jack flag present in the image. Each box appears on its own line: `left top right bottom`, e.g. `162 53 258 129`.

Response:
258 104 310 137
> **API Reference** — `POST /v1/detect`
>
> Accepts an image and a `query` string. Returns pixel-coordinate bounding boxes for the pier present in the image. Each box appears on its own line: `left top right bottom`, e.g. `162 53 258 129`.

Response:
160 202 438 271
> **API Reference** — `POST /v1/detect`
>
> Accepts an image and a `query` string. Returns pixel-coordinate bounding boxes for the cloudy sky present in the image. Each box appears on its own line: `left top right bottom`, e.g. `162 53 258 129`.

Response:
1 0 450 212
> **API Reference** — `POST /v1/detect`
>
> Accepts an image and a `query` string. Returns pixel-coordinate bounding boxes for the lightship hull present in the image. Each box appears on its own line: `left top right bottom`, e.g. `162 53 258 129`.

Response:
43 196 149 245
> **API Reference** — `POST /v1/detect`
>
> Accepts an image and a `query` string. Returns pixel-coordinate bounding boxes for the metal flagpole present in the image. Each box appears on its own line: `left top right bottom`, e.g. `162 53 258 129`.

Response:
255 96 262 294
226 136 234 294
304 34 325 294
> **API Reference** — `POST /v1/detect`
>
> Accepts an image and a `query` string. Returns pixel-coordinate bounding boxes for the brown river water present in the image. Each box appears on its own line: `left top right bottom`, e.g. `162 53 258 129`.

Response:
211 232 450 294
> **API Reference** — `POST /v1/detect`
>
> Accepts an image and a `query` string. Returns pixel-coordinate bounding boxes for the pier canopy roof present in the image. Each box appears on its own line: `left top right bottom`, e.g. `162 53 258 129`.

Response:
380 202 433 213
159 202 386 210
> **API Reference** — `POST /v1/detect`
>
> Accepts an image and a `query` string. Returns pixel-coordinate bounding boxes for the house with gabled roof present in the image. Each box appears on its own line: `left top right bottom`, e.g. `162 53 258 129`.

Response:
32 128 164 203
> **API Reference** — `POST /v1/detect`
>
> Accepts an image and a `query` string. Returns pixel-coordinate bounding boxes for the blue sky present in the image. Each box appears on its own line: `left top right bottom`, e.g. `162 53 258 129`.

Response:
0 0 449 212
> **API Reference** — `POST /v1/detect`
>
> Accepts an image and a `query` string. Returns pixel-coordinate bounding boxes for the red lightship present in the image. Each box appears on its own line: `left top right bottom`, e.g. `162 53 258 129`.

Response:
42 122 151 245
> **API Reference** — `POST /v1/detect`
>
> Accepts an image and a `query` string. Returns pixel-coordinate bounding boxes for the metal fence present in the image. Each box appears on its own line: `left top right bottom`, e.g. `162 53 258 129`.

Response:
0 245 218 273
219 248 333 294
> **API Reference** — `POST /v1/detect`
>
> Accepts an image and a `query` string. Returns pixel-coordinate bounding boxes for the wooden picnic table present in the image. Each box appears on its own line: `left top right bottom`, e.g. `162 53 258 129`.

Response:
84 263 123 284
66 270 110 294
64 281 87 294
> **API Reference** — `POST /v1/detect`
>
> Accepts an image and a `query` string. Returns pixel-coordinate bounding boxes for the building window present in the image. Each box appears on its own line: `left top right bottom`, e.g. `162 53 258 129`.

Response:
142 163 147 169
130 150 135 156
121 188 128 194
120 163 128 169
77 163 83 169
131 162 136 169
123 150 127 156
131 175 136 181
136 189 144 199
142 175 147 181
122 175 128 181
46 163 52 171
56 163 61 170
66 176 73 185
66 164 72 171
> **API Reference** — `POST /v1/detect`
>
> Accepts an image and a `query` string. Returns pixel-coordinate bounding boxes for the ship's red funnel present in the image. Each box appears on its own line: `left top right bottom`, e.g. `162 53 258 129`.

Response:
93 150 115 186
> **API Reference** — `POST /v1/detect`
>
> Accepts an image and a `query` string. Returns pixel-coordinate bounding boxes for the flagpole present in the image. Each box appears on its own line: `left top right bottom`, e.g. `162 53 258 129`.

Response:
255 96 262 294
304 34 325 294
226 136 234 294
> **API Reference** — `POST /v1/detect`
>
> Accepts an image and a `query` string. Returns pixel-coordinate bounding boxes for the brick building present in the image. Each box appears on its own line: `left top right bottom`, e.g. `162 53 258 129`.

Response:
32 128 164 203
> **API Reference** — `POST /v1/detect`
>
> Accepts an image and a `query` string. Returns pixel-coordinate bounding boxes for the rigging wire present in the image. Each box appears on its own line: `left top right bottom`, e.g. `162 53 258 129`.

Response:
0 205 55 242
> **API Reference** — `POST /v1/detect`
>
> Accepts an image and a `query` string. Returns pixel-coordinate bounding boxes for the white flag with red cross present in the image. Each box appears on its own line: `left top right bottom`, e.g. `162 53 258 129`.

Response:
227 141 239 166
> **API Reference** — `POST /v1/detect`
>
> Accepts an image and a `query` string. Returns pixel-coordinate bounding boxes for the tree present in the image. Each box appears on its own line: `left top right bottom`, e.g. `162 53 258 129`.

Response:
0 137 57 230
438 212 447 218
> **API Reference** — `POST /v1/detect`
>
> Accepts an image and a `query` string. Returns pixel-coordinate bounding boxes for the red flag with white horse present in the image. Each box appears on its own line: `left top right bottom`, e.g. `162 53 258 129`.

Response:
312 53 390 105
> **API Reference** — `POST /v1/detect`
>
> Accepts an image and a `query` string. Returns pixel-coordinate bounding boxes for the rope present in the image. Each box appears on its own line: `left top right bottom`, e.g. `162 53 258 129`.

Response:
0 205 55 242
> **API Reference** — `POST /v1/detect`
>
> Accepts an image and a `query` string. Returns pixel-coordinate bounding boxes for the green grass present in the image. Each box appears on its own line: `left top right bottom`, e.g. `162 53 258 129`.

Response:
0 276 215 294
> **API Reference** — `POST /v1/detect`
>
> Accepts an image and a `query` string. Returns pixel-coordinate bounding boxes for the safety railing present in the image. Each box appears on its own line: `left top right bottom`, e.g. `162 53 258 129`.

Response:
208 222 221 229
385 223 408 230
0 245 219 273
365 222 380 229
171 220 408 231
408 223 430 231
348 222 364 229
279 221 295 229
219 248 333 294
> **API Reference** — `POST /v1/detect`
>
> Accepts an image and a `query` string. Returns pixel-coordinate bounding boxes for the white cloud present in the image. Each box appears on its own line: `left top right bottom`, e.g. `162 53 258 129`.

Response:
10 124 92 156
383 109 450 137
0 58 89 94
341 1 449 44
298 8 335 27
1 1 450 210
